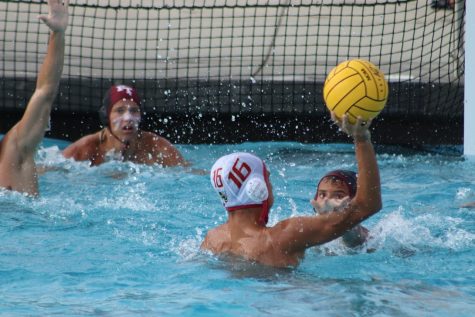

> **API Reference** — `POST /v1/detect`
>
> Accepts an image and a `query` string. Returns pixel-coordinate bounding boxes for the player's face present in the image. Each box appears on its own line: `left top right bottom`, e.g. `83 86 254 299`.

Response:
312 178 350 213
109 100 141 138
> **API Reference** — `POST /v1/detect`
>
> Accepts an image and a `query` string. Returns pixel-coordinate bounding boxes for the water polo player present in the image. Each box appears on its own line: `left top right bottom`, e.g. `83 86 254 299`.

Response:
201 113 382 267
311 170 369 248
63 84 187 166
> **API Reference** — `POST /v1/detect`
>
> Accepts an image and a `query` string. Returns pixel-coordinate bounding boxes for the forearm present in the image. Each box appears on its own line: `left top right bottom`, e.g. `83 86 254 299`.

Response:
36 30 65 97
354 137 382 214
16 30 65 149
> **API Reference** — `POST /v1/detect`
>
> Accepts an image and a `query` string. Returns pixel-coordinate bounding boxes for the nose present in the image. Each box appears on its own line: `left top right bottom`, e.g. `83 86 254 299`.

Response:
123 110 137 120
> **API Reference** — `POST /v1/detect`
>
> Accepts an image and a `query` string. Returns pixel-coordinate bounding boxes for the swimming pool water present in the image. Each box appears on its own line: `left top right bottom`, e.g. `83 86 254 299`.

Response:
0 138 474 316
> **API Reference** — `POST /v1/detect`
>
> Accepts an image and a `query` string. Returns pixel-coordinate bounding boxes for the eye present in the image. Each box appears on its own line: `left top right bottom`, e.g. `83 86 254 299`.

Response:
318 192 326 199
115 107 126 114
335 193 346 200
129 107 140 114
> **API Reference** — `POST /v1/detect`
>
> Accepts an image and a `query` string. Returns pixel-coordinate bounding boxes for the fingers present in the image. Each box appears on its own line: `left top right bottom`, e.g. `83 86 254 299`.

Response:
343 113 350 126
330 111 342 128
329 112 373 141
37 14 51 27
355 116 364 126
310 199 318 214
340 114 350 133
47 0 69 7
330 111 337 122
355 116 372 129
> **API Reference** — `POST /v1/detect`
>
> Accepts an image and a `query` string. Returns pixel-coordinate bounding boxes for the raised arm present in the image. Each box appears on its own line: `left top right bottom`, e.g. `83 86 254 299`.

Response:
339 113 381 216
13 0 69 153
274 113 382 253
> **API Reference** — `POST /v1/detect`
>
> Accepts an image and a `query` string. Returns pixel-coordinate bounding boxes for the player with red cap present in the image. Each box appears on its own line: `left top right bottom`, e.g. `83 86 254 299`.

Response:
63 84 187 167
311 169 369 248
201 113 382 267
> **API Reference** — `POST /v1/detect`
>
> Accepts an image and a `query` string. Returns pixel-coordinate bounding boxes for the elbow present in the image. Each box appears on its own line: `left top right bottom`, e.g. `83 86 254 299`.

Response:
374 200 383 213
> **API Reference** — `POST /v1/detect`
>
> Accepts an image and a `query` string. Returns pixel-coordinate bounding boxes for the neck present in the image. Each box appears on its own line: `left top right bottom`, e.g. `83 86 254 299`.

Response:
104 127 138 156
227 207 263 230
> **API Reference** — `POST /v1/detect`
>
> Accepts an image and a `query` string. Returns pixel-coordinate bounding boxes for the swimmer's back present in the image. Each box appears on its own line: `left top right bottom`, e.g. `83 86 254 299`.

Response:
202 223 304 267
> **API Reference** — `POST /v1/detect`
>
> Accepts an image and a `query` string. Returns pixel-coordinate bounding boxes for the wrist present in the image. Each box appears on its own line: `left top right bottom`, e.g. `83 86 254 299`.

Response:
353 132 371 143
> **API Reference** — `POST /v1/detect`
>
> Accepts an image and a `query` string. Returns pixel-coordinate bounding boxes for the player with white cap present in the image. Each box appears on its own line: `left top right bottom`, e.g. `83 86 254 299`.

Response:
201 113 383 267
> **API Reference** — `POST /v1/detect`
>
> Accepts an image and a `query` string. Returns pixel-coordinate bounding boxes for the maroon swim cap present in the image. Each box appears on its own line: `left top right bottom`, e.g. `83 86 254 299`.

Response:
315 170 357 199
105 85 140 117
99 85 141 126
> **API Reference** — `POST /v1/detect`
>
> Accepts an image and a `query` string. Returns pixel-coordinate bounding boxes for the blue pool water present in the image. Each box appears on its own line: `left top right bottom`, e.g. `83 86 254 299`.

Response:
1 138 474 316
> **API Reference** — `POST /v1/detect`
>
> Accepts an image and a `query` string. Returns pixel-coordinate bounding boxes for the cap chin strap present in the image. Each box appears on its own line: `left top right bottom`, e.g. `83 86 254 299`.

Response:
258 200 269 226
258 162 271 226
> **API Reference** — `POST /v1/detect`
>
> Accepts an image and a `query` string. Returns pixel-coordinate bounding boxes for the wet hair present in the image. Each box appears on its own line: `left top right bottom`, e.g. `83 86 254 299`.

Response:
315 170 357 198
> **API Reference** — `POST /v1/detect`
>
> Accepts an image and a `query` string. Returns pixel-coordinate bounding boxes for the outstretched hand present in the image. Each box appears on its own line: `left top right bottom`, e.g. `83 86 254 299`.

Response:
38 0 69 33
331 112 372 142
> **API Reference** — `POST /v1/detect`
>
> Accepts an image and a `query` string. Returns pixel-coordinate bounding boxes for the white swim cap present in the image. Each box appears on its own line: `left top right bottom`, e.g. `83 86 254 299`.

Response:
210 152 270 225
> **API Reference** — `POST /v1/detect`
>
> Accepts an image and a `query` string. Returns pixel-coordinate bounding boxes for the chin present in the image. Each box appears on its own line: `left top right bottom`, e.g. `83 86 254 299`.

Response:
121 129 138 136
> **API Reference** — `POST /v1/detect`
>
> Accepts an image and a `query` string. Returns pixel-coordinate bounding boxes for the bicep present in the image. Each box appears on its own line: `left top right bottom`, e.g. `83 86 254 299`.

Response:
272 217 330 254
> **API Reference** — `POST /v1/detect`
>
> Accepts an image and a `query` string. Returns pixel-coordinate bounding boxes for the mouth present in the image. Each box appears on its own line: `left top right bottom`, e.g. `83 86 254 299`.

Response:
122 125 136 132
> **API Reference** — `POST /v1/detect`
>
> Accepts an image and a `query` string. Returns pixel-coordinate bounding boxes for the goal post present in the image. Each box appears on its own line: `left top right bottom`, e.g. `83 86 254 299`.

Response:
465 0 475 156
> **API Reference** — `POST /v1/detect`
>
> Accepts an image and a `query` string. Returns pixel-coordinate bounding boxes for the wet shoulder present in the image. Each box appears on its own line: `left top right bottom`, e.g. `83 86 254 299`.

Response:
203 224 231 253
64 132 102 159
72 131 102 147
140 131 172 147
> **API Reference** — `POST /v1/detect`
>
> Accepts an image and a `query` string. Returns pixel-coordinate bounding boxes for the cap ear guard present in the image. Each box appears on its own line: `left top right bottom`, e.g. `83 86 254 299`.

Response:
245 177 268 202
99 87 113 126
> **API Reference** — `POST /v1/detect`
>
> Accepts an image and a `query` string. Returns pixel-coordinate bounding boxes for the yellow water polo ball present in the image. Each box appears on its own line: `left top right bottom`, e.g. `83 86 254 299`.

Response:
323 59 389 123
